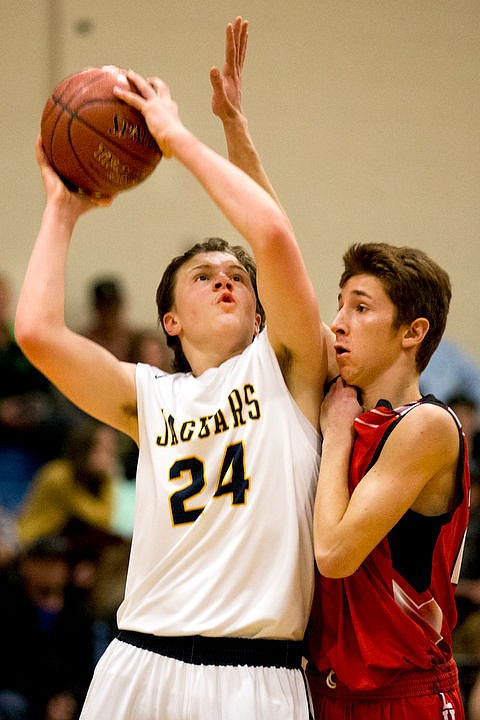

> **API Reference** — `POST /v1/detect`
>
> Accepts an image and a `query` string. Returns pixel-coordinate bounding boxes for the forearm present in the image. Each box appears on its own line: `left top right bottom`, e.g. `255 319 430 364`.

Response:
15 201 77 354
314 432 353 576
169 126 291 250
221 115 281 206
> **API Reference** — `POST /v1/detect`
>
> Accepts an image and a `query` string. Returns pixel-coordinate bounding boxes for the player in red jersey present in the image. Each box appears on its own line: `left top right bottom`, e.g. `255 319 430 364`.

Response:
211 19 469 718
307 243 469 719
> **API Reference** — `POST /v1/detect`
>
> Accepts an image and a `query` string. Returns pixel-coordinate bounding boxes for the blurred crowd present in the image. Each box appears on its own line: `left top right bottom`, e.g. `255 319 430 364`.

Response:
0 272 172 720
1 269 479 719
421 347 480 720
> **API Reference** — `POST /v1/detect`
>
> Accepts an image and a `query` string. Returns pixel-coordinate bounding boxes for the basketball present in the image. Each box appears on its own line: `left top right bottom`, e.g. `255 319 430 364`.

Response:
40 65 162 198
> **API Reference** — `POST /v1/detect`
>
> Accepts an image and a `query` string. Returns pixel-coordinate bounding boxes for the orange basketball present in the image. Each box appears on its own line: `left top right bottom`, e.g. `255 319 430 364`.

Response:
40 65 162 198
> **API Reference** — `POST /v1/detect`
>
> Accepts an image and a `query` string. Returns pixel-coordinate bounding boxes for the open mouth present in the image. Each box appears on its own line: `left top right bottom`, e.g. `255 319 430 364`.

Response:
218 292 234 304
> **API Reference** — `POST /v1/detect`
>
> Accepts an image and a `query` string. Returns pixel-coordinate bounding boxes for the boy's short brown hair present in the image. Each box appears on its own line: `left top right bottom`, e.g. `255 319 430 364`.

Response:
340 243 451 373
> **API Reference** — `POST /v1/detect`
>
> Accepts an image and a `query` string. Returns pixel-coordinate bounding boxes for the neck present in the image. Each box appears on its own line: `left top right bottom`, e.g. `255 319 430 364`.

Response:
182 329 254 377
186 341 249 377
359 377 421 412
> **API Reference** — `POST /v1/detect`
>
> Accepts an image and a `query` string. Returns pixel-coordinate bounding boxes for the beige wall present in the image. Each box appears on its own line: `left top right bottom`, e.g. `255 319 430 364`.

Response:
3 0 480 364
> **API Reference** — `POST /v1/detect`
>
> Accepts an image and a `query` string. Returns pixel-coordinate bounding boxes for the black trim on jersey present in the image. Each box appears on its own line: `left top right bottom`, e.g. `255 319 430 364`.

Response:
388 510 450 593
364 394 467 593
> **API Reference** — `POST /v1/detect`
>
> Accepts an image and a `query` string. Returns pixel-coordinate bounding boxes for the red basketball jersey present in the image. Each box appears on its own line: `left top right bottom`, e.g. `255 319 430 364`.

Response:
307 395 470 691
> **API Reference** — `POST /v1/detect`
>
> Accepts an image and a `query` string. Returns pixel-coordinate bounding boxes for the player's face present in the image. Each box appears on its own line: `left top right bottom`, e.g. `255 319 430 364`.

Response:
331 274 406 389
163 251 260 353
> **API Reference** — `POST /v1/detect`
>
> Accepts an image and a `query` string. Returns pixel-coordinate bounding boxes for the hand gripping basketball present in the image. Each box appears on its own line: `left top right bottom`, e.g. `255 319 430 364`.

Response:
40 65 162 198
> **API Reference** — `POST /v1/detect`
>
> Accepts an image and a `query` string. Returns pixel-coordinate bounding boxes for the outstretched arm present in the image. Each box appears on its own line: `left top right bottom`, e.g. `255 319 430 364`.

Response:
212 18 338 386
115 72 325 426
210 17 281 206
15 140 138 441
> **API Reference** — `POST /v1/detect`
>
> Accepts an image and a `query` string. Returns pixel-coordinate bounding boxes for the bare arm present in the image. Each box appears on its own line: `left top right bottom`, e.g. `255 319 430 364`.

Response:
314 381 461 577
15 139 138 442
211 18 337 389
115 72 325 425
210 17 281 206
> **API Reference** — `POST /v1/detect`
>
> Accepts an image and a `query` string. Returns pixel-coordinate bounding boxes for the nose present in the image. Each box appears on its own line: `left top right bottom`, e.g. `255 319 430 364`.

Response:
331 308 346 335
214 273 233 290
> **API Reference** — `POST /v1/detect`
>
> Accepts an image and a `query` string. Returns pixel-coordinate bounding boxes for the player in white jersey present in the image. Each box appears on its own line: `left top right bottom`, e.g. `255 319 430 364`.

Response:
15 27 327 720
120 328 319 641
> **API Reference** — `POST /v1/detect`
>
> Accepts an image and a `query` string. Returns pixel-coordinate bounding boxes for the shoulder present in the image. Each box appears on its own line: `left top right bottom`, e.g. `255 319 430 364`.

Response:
383 400 460 479
404 398 459 433
395 400 458 446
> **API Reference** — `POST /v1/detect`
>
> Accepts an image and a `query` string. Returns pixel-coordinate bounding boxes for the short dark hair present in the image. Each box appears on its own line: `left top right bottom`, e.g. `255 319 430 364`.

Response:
156 238 265 373
23 534 70 562
91 277 124 310
340 243 451 373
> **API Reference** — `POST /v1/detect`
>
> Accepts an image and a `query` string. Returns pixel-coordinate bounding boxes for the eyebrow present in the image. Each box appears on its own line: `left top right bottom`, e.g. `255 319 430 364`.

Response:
338 289 373 302
188 261 247 274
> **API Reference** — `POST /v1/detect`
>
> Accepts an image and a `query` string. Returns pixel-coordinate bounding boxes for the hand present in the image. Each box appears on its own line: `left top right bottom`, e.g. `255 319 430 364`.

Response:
114 70 183 158
210 16 248 122
36 137 114 215
320 377 361 440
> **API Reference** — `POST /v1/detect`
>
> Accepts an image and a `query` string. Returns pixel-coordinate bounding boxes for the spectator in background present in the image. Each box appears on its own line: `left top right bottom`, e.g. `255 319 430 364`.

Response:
0 535 95 720
452 468 480 715
80 276 141 363
449 394 480 714
129 326 173 370
81 275 172 367
420 338 480 409
0 506 19 573
446 394 480 477
0 273 65 512
17 420 121 585
468 677 480 720
122 327 173 478
80 277 172 478
17 419 117 546
16 419 132 660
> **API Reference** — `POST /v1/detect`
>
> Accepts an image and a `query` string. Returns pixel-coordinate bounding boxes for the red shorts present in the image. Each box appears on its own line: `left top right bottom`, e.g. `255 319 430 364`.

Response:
306 658 465 720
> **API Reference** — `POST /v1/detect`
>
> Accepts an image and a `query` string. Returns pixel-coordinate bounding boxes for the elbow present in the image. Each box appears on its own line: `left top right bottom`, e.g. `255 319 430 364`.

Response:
14 312 48 363
255 211 294 250
314 543 359 579
14 314 36 355
14 313 32 352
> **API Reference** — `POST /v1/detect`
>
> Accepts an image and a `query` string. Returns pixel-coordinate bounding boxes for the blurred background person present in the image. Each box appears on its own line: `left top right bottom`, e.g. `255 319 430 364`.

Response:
17 419 117 552
79 276 172 479
420 338 480 409
449 394 480 715
16 419 133 662
0 535 95 720
80 275 142 363
0 273 66 513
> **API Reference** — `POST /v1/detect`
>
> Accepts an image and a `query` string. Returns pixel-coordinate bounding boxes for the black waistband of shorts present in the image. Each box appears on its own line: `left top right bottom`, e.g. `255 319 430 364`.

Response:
117 629 304 669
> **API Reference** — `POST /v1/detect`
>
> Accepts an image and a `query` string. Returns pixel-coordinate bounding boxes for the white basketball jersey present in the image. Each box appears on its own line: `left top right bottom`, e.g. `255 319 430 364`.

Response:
117 330 320 640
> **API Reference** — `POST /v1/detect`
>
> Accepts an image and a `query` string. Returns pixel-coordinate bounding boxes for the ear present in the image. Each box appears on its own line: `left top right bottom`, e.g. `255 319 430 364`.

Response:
253 313 262 337
163 311 181 337
402 317 429 349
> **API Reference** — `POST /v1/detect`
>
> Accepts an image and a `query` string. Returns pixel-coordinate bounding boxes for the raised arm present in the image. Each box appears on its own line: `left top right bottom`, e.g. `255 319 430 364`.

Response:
211 18 338 388
14 140 138 441
210 17 281 206
115 72 325 425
